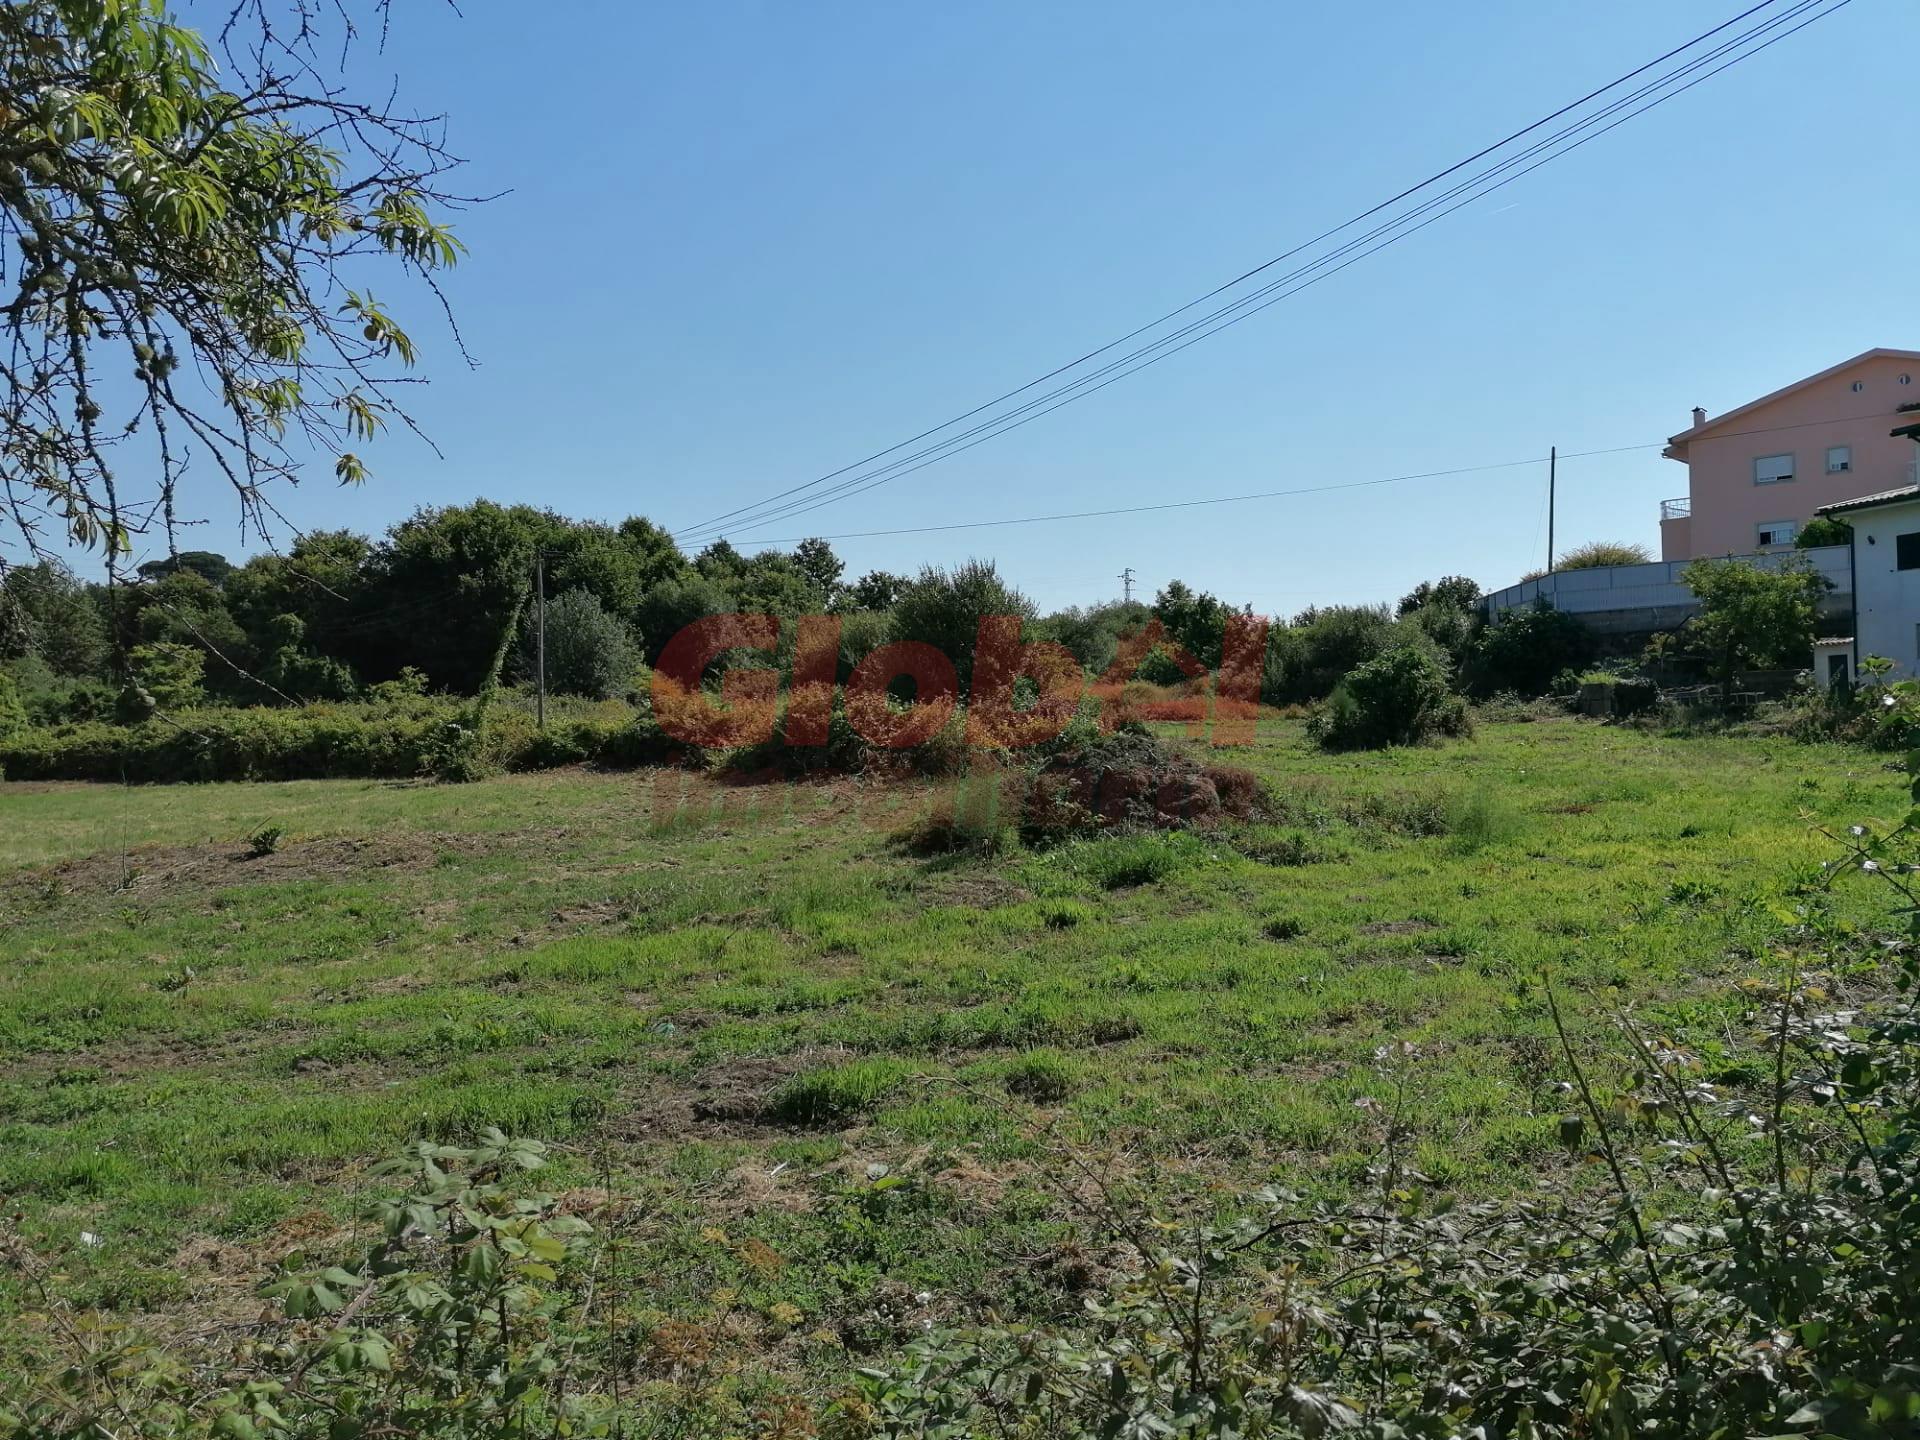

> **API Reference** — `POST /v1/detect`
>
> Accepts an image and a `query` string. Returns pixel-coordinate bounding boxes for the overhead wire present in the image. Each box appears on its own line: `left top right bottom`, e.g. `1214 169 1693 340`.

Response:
672 0 1850 545
673 0 1797 541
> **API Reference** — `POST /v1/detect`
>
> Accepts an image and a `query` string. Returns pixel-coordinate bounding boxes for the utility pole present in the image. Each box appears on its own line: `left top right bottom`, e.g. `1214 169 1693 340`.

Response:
1546 446 1557 576
1119 566 1135 603
534 553 547 731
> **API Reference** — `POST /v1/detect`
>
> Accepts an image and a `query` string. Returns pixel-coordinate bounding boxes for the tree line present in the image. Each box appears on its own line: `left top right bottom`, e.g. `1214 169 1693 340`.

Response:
0 498 1618 732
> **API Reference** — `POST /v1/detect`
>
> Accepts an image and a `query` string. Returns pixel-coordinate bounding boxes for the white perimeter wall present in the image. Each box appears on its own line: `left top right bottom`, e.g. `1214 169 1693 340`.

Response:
1482 546 1852 635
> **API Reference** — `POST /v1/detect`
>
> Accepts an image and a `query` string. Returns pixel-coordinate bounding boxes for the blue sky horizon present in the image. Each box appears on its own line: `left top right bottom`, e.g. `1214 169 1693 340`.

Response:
104 0 1920 617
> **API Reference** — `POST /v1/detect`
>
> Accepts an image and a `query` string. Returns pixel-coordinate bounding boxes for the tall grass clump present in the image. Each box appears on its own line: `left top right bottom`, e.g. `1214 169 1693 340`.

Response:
1446 787 1521 853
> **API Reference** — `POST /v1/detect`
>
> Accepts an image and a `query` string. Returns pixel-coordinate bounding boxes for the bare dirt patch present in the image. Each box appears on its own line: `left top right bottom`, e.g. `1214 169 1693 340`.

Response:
610 1052 835 1141
1358 919 1437 937
15 832 484 899
911 866 1030 911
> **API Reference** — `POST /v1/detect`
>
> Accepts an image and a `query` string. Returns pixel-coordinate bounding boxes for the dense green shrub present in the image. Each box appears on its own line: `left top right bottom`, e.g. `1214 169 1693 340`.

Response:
835 607 893 677
1468 601 1593 696
1262 604 1396 704
524 587 639 699
257 613 360 701
1401 597 1477 670
0 696 671 783
1611 674 1659 715
126 641 206 713
1309 645 1470 750
1150 579 1232 669
0 668 24 739
44 678 116 724
1033 600 1150 674
1555 539 1651 569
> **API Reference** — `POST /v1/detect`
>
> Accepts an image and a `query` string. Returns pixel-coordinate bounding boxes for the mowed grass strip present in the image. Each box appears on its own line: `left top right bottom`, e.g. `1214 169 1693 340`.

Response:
0 718 1895 1337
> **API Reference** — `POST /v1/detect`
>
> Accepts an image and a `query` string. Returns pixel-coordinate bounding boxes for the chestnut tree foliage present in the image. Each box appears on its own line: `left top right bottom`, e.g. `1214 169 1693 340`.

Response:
0 0 465 580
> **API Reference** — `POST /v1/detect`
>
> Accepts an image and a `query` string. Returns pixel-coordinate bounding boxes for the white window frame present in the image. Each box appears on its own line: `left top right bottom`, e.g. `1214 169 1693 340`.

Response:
1756 520 1798 548
1827 445 1853 474
1753 453 1796 485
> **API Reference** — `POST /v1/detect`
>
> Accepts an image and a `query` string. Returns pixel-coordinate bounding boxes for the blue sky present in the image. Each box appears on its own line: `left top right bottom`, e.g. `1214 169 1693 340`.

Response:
174 0 1917 617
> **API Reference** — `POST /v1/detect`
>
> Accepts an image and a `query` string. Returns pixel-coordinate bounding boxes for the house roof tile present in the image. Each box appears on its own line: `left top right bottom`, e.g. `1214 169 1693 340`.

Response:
1817 485 1920 517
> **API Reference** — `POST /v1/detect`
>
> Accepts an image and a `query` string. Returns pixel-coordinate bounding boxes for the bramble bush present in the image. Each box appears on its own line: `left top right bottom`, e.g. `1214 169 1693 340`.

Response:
1261 604 1397 705
1308 644 1470 750
1468 601 1594 697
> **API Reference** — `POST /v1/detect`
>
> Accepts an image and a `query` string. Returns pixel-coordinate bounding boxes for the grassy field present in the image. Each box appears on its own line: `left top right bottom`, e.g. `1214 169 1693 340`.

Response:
0 715 1900 1392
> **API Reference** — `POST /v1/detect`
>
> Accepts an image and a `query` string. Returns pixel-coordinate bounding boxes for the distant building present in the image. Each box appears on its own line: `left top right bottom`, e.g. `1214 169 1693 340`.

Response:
1660 348 1920 561
1816 463 1920 681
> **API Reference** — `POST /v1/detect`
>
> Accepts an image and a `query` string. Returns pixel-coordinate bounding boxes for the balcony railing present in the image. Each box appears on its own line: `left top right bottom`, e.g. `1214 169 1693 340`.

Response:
1660 496 1691 521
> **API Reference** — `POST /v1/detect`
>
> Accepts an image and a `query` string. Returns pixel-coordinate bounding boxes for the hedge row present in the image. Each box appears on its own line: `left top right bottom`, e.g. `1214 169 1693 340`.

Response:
0 683 1206 786
0 698 671 784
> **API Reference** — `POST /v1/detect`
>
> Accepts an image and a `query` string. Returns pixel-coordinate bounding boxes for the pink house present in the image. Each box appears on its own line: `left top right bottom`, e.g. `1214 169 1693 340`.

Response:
1660 348 1920 561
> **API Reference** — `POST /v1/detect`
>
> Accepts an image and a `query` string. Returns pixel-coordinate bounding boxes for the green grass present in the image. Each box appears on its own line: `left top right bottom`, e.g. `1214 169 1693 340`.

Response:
0 716 1898 1382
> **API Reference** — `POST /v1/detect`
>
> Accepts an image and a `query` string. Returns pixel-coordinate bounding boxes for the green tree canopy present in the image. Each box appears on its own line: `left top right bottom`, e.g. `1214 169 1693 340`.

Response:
1036 600 1152 674
1152 580 1234 669
129 568 251 692
225 530 374 669
0 1 463 580
615 517 688 593
1795 515 1854 549
527 588 638 700
136 551 232 588
842 569 906 612
792 537 845 608
1467 601 1593 697
369 503 546 690
1397 575 1481 616
889 559 1035 693
1265 604 1397 704
1681 556 1828 693
0 558 106 674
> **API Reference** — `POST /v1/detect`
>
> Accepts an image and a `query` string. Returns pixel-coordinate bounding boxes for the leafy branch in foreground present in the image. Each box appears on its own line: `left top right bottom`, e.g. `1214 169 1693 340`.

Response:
0 0 469 577
2 1130 612 1440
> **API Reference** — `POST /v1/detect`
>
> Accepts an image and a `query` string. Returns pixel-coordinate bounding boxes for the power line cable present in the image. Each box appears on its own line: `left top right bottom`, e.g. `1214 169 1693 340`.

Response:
674 0 1845 544
726 390 1905 548
688 0 1845 542
702 3 1851 546
732 453 1561 545
676 0 1799 540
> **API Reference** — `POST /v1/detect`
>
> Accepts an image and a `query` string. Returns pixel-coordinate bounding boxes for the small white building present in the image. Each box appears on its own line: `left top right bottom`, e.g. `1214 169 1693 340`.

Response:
1818 462 1920 680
